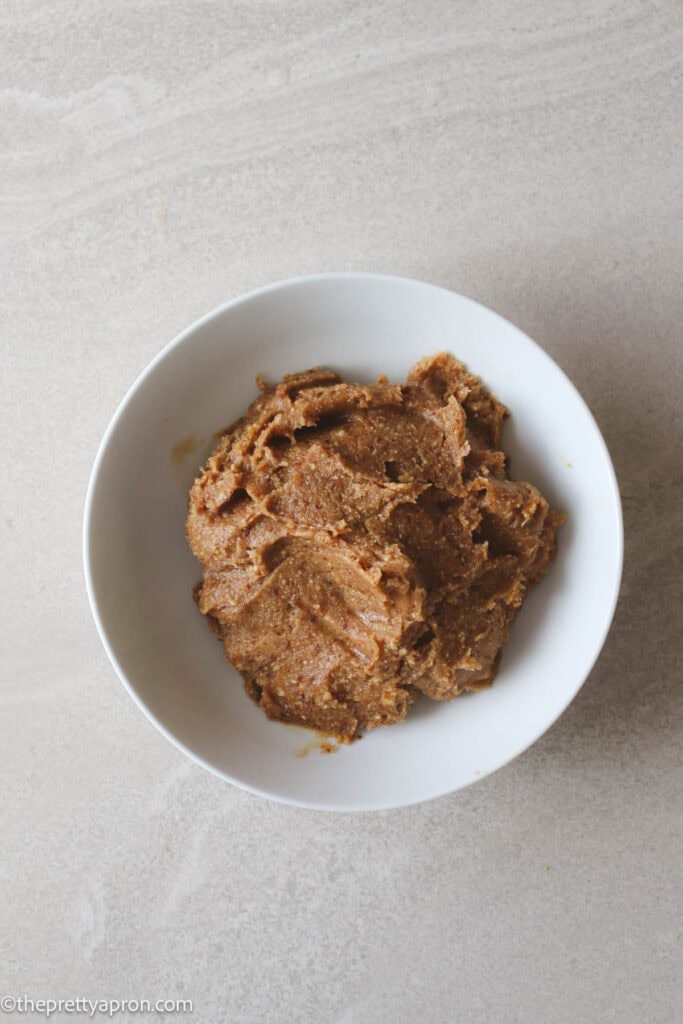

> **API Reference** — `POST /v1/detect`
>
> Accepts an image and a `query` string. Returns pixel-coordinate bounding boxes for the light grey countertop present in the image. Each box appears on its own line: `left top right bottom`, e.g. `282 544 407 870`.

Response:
2 2 681 1022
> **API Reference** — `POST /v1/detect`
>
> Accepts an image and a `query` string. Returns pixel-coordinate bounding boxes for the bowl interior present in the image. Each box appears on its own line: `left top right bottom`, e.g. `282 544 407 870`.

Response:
85 275 622 810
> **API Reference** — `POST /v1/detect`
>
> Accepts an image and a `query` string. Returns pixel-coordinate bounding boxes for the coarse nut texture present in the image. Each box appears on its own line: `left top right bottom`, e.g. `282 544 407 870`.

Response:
187 353 563 740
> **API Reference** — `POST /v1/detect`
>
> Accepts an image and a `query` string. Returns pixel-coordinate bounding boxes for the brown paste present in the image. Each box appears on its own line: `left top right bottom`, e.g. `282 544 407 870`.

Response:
186 353 563 742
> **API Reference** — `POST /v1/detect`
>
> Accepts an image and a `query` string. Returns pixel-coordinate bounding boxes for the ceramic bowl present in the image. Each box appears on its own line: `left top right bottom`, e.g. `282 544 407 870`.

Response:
84 273 622 811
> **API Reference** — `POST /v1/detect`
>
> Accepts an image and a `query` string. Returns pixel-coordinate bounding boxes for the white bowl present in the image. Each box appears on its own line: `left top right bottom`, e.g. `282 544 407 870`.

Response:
84 273 622 811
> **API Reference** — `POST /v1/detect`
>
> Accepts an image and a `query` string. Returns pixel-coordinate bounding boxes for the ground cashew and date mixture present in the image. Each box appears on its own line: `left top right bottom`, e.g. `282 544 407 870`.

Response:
186 352 563 742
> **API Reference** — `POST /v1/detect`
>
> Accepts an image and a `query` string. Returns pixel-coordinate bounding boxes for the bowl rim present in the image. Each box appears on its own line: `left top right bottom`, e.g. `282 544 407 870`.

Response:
83 271 624 812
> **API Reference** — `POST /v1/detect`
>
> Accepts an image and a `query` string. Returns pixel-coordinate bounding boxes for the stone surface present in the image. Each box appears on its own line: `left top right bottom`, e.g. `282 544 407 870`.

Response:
1 2 681 1022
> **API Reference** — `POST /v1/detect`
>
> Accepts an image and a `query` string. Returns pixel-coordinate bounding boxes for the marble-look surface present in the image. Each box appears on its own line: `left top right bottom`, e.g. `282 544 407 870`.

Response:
2 2 682 1022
